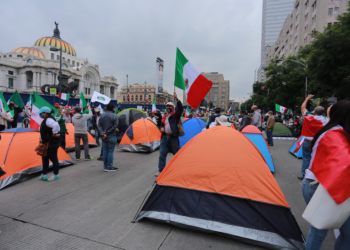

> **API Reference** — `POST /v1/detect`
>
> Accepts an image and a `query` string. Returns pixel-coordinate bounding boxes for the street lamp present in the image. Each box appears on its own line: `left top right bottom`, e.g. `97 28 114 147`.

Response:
276 59 307 98
47 69 57 105
50 46 62 104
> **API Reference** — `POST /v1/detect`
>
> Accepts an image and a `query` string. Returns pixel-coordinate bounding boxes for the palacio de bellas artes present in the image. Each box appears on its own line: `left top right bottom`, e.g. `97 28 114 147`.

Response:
0 22 119 99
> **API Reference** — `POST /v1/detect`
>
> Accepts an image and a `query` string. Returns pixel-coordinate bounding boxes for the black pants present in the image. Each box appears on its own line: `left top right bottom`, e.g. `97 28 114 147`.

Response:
59 132 66 149
42 142 60 175
0 125 5 131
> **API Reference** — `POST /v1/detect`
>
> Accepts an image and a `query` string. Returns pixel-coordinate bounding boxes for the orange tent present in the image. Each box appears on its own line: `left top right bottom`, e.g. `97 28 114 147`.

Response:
230 123 236 130
0 128 74 189
65 123 97 151
119 118 161 152
135 126 304 249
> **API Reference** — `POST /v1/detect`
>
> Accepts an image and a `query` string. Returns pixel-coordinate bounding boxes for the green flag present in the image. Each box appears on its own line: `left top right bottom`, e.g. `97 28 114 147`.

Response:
174 48 189 90
79 92 87 107
26 94 33 106
0 92 11 116
8 90 24 109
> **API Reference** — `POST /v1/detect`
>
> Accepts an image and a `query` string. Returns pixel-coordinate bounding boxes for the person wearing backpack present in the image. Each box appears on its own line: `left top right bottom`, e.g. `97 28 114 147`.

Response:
155 92 183 177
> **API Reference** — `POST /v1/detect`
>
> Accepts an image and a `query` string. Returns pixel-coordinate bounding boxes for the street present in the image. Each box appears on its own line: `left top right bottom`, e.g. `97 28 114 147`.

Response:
0 139 336 250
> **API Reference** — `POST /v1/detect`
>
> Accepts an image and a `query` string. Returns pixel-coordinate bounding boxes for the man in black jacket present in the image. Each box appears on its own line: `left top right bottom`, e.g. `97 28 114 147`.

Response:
154 109 162 129
205 107 221 129
156 92 183 177
238 110 251 131
8 101 23 128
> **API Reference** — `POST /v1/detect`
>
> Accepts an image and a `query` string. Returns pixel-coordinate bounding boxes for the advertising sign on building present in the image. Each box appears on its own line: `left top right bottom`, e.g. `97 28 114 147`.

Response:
156 61 163 94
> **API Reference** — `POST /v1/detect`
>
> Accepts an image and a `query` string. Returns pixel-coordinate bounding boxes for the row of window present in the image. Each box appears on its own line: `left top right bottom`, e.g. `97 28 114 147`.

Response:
84 87 115 98
328 7 339 17
122 95 152 101
50 53 80 67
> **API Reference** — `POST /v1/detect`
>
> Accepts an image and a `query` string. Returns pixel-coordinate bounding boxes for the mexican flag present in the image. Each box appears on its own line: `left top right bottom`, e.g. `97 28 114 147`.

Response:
301 115 327 138
292 136 305 154
58 93 70 101
174 48 212 109
185 106 191 117
275 104 288 114
7 90 24 109
79 92 87 107
227 106 232 115
26 94 33 106
0 92 13 118
29 91 58 130
127 88 130 101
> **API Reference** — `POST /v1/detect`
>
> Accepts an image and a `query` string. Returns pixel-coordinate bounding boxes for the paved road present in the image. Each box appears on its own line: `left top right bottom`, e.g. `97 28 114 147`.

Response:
0 139 335 249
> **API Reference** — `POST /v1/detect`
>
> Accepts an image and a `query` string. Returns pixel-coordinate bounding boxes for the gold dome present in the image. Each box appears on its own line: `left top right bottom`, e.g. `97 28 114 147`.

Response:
34 37 76 56
11 47 45 59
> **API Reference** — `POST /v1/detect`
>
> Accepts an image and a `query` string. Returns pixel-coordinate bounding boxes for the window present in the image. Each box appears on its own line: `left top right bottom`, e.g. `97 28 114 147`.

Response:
214 92 218 94
77 62 80 67
8 78 13 88
149 95 151 101
57 55 60 60
295 35 298 43
72 61 75 67
3 55 6 58
212 87 218 90
328 8 333 17
221 96 225 99
68 59 70 63
214 101 217 104
222 87 226 90
295 25 299 32
17 55 23 58
123 96 125 101
135 95 138 101
131 96 134 101
62 63 68 68
51 53 54 59
334 7 339 16
27 59 33 64
295 46 299 52
305 25 308 32
140 95 142 101
8 71 13 75
9 54 12 57
214 97 218 100
296 14 299 22
210 76 214 78
222 92 225 94
328 22 332 27
84 87 90 95
222 82 226 85
221 101 225 104
27 80 32 89
215 76 219 78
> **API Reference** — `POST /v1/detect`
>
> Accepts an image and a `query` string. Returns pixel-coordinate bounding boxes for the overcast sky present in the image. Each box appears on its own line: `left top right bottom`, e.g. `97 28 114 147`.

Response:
0 0 262 103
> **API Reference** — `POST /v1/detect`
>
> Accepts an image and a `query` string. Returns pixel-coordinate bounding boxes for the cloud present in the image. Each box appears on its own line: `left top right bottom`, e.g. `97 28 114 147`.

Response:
0 0 262 102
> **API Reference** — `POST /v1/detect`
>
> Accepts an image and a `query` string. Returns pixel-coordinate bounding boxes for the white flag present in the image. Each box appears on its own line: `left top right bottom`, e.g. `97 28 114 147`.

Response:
91 91 111 104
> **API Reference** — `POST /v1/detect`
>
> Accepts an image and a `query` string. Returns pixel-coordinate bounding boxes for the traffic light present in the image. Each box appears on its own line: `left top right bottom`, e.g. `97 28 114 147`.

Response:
261 86 267 90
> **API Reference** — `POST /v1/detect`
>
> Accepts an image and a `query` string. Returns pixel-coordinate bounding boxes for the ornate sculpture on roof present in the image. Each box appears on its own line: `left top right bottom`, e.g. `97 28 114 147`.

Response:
41 74 79 97
53 21 61 39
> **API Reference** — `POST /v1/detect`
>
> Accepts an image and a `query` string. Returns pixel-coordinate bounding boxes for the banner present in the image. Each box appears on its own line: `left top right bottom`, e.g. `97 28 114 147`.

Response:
91 91 111 104
156 61 163 94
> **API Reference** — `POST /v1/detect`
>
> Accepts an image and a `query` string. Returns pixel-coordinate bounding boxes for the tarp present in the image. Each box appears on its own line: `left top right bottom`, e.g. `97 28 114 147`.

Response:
116 108 146 140
289 136 304 159
268 122 294 137
179 118 206 148
65 123 97 151
135 126 304 249
242 125 275 172
0 128 74 189
119 118 161 152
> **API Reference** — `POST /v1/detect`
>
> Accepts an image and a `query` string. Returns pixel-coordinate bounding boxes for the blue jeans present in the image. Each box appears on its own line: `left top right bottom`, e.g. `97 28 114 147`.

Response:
266 129 273 145
301 140 312 177
102 137 117 170
158 135 180 172
87 120 91 132
42 142 60 175
95 127 101 146
302 179 350 250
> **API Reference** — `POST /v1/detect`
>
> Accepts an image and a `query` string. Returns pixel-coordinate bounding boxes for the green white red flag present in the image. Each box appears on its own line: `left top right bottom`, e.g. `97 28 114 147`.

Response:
29 91 58 130
174 48 212 109
26 94 33 106
152 97 156 112
185 106 191 117
58 93 70 101
275 104 288 114
0 92 13 118
79 92 87 107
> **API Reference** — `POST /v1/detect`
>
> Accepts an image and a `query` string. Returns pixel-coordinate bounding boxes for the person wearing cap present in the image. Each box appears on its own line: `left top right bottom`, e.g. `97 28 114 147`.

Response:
37 106 61 182
72 106 93 161
156 92 183 177
215 115 232 127
205 107 221 129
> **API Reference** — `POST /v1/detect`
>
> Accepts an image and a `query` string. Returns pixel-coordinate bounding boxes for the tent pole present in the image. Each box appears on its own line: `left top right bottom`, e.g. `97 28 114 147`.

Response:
131 181 157 223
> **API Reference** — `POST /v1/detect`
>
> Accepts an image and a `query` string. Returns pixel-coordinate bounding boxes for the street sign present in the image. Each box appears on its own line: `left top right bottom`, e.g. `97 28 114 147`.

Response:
50 88 57 95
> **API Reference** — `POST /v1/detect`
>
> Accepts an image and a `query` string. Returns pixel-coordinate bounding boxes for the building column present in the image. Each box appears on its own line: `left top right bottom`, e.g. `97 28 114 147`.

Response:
20 72 26 91
33 72 37 88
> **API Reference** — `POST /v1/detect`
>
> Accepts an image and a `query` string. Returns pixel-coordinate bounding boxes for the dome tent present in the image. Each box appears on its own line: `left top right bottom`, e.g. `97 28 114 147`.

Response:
179 118 206 148
116 108 146 140
289 136 305 158
242 125 275 172
135 127 304 249
65 123 97 151
119 118 161 152
0 128 74 189
269 122 294 137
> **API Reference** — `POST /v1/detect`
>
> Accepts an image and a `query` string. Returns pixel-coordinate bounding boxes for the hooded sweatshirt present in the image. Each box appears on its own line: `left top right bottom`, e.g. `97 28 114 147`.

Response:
72 109 92 134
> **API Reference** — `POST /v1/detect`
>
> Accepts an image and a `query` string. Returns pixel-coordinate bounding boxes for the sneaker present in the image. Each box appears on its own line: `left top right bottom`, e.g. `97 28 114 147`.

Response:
103 169 109 172
39 175 48 181
76 158 81 161
85 157 94 161
268 144 274 146
48 175 60 182
297 176 304 180
155 172 160 177
108 168 117 172
97 156 103 161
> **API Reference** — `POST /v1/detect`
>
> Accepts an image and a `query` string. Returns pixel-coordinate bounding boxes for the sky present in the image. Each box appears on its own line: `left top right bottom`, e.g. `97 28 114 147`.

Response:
0 0 262 103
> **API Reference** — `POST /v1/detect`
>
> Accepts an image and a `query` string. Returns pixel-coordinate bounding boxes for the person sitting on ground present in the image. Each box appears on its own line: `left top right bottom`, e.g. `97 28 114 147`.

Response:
156 92 183 177
37 107 61 182
238 110 251 131
206 107 221 129
72 106 93 161
98 103 118 172
266 111 275 146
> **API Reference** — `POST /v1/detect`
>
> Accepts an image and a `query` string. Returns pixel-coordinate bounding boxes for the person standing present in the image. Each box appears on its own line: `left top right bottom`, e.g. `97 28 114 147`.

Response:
146 111 157 124
155 109 162 129
238 110 251 131
55 105 68 150
98 103 118 172
8 101 23 128
72 106 93 161
266 111 275 146
0 111 13 131
156 92 183 177
37 107 61 181
82 106 91 132
205 107 221 129
251 105 262 131
91 108 103 160
298 94 328 180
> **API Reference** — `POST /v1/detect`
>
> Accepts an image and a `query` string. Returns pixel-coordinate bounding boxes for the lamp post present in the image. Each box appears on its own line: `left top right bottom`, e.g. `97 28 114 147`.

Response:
50 46 62 104
47 69 57 105
276 59 307 98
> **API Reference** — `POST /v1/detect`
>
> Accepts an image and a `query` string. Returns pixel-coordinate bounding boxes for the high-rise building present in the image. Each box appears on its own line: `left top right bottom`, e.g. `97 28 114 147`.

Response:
257 0 294 82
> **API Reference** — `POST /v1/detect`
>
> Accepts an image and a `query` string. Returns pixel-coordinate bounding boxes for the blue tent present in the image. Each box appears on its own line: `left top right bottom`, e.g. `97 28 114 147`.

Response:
242 125 275 173
179 118 206 148
289 136 304 159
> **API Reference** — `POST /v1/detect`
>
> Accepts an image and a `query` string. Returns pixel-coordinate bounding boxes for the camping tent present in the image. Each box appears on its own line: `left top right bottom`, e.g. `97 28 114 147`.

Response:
0 128 74 189
65 123 97 151
179 118 206 147
116 108 146 140
135 126 304 249
230 123 236 130
289 136 304 158
119 118 161 152
268 122 294 137
242 125 275 172
181 118 189 121
200 116 208 122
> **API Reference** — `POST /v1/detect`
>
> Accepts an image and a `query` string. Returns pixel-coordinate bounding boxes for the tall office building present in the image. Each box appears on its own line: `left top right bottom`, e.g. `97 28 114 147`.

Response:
257 0 294 82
